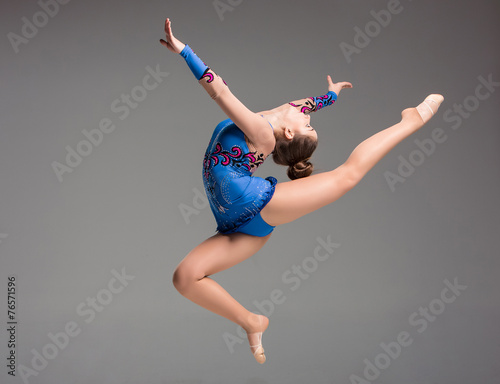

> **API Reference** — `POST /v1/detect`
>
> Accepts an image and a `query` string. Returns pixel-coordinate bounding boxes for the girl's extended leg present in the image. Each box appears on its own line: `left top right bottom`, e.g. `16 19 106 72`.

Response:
173 232 271 363
261 95 444 226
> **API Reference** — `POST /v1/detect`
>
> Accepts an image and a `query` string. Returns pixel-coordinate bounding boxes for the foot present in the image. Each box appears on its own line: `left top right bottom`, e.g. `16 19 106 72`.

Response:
245 314 269 364
415 94 444 123
401 94 444 128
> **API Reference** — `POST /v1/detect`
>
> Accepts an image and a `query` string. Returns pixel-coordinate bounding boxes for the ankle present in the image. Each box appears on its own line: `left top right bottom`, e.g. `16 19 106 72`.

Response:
243 313 269 334
401 108 425 129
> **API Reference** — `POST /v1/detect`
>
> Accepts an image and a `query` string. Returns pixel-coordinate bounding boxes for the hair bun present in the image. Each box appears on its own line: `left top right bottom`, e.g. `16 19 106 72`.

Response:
272 134 318 180
287 160 313 180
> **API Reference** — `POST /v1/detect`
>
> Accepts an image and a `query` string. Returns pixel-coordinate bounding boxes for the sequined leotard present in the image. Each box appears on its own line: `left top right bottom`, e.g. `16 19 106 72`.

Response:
203 117 277 236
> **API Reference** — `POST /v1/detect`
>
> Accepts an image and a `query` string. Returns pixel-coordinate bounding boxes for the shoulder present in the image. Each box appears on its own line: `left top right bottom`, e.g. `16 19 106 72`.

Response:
244 133 275 159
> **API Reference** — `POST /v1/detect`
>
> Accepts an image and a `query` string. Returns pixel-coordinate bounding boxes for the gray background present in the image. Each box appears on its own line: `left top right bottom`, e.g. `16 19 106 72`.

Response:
1 0 499 383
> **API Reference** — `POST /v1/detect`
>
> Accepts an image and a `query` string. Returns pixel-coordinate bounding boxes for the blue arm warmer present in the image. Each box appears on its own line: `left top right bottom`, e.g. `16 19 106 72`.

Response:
311 91 337 111
180 45 209 80
289 91 338 114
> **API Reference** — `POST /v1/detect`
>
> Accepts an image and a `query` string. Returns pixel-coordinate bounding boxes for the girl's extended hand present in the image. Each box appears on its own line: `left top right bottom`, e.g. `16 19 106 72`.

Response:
327 75 353 96
159 18 186 54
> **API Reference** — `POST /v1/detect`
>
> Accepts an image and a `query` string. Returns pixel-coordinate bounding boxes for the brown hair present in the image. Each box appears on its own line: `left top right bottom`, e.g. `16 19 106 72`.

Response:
272 134 318 180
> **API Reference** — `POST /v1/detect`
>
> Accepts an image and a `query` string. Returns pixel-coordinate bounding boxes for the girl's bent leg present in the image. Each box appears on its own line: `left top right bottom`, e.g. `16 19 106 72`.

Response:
261 95 443 226
173 232 271 362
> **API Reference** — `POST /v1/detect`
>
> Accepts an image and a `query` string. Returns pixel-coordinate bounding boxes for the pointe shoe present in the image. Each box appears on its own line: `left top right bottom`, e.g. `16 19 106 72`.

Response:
416 94 444 123
249 331 266 364
247 315 268 364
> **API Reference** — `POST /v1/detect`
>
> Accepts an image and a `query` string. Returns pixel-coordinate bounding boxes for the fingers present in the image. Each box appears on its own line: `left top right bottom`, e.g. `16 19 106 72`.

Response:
328 76 352 87
162 18 174 49
165 18 172 37
165 18 175 41
331 80 353 89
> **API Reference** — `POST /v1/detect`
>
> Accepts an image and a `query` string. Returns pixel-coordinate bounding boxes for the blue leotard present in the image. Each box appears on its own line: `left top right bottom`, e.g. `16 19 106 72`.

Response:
203 119 277 236
179 45 337 237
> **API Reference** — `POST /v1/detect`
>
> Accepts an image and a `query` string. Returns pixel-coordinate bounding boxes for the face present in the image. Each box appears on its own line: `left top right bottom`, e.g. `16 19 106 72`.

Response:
285 111 318 141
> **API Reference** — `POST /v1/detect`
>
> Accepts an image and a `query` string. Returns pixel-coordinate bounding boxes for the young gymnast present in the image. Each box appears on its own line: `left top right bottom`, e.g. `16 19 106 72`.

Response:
160 18 443 364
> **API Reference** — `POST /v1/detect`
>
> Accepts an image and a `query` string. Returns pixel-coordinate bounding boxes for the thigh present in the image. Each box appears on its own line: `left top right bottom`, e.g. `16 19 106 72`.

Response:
178 232 272 278
261 164 357 226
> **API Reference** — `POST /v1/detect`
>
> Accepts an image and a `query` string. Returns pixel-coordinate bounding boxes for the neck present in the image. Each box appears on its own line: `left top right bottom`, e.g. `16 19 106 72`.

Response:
260 106 288 137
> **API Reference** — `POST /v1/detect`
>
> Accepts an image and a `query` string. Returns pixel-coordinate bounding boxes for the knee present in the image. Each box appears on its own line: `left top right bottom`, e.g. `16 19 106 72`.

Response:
172 265 189 294
172 263 201 294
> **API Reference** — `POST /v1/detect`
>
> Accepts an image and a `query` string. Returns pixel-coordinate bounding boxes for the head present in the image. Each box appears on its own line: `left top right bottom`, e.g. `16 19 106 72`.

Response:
272 111 318 180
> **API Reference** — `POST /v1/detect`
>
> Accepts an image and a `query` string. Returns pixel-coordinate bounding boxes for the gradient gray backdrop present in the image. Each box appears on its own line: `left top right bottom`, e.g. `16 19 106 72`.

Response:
1 1 499 383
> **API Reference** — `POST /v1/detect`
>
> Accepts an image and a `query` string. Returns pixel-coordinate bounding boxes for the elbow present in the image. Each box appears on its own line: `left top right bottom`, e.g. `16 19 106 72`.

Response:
199 72 229 101
208 83 229 101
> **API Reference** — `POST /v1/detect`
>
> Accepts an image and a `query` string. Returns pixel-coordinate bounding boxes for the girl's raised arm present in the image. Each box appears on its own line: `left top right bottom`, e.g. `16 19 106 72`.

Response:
160 18 274 151
288 76 352 114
